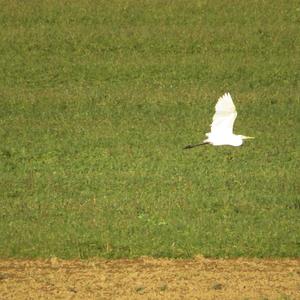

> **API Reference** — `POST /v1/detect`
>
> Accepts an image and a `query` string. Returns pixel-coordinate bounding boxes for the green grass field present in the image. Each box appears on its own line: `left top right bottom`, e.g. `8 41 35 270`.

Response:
0 0 299 259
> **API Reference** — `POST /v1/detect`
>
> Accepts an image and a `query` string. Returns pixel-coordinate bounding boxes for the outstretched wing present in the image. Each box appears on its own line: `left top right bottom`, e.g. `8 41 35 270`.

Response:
210 92 237 136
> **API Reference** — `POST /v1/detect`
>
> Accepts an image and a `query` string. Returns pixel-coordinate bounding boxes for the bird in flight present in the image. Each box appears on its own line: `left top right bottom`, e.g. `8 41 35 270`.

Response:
184 92 254 148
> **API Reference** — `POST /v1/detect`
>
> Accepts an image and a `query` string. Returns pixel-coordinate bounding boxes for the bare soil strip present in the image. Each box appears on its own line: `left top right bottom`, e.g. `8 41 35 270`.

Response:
0 257 299 299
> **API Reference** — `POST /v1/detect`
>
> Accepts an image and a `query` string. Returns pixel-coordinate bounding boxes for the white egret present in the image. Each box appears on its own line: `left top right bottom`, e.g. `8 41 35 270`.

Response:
184 92 254 148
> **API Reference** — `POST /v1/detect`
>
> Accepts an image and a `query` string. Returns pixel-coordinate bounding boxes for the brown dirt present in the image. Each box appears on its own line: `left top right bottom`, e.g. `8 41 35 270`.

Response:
0 257 299 299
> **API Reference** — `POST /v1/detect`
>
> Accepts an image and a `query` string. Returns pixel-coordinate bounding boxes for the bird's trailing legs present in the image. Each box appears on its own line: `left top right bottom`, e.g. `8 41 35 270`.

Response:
183 142 209 149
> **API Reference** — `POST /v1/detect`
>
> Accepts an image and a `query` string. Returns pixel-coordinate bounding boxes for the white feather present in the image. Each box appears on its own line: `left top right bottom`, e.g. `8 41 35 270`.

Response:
210 92 237 136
